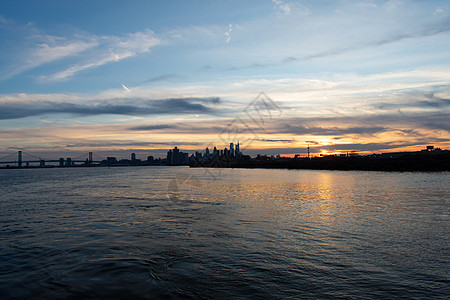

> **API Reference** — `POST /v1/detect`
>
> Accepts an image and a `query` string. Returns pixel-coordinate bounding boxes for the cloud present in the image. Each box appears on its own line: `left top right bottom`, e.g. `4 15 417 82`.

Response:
276 124 387 136
223 2 448 71
384 0 402 12
355 1 377 9
0 18 99 79
280 19 450 65
12 39 98 79
0 97 221 120
371 19 450 46
272 0 292 15
128 124 177 131
256 138 294 143
144 74 184 83
267 110 450 136
226 62 271 71
63 140 186 148
434 8 445 15
42 29 160 81
282 57 297 63
364 90 450 115
0 18 160 81
1 103 448 156
375 98 450 110
225 24 232 43
121 105 450 138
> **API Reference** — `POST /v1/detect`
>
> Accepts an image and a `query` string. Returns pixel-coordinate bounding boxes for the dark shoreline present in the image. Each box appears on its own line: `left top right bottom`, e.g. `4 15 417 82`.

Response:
2 151 449 172
0 164 161 170
190 152 450 172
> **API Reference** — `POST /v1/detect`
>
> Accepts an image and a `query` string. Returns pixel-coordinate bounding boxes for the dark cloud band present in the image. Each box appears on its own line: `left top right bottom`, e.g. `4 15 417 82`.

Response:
0 97 220 120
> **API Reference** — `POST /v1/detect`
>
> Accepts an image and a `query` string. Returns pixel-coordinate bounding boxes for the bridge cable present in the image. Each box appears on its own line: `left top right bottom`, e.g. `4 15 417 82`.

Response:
72 153 89 160
22 152 42 160
0 153 17 161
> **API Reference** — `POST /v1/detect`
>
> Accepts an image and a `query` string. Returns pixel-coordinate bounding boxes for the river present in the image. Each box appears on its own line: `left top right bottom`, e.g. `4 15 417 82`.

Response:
0 167 448 299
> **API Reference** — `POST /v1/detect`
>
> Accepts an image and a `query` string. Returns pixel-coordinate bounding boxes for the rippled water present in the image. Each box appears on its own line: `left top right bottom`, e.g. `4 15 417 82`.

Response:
0 167 449 299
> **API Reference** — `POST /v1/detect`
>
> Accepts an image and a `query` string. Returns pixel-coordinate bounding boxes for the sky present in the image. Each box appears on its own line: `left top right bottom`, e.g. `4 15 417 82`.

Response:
1 0 449 160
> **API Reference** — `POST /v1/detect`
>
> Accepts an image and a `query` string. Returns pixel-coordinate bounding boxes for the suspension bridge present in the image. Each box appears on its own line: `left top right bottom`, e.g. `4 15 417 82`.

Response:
0 151 102 168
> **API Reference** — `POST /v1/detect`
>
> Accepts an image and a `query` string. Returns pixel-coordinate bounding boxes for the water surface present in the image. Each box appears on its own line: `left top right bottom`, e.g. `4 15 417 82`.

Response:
0 167 448 299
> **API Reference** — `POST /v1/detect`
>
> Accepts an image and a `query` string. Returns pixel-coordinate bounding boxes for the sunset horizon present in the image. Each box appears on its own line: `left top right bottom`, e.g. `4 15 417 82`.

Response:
1 1 449 157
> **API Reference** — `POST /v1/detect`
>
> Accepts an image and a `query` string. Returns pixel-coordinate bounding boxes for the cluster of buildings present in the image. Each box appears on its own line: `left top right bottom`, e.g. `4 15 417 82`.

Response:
195 142 242 161
101 153 162 166
119 145 448 167
166 142 244 166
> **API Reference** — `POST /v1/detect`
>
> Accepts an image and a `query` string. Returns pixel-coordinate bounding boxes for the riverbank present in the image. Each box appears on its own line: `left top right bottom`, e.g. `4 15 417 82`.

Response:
191 151 450 172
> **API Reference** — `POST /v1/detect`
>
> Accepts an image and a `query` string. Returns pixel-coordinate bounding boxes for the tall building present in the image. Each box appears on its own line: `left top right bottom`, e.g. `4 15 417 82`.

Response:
167 150 173 165
167 146 189 165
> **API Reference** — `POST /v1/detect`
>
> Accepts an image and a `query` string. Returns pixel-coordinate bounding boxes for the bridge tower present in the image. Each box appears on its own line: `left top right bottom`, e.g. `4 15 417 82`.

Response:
89 152 93 165
18 151 22 168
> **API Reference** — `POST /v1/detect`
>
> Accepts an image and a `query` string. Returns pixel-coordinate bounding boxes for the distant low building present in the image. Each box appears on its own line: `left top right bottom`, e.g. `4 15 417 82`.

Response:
105 157 117 165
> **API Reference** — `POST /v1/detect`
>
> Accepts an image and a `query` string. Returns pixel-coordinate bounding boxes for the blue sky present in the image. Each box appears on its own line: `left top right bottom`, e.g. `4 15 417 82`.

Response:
1 0 449 159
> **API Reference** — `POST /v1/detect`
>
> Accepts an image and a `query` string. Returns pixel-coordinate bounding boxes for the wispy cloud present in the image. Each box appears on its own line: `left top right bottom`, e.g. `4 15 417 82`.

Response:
280 19 450 64
355 0 377 10
384 0 402 12
209 1 449 73
11 38 98 79
63 140 191 149
225 24 232 43
128 124 177 131
42 29 160 81
144 74 184 83
434 8 445 15
0 18 160 81
272 0 292 15
375 97 450 110
264 111 450 137
256 138 294 143
0 17 98 79
276 124 387 136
